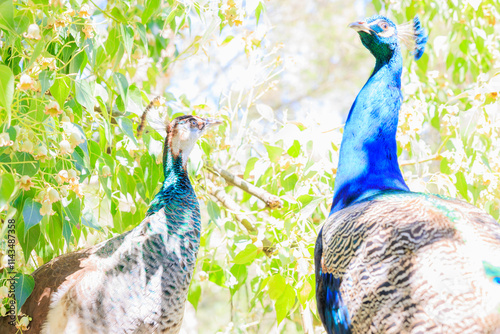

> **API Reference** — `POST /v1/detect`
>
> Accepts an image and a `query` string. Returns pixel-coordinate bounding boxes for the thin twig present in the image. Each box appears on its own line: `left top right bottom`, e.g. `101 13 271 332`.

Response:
400 154 441 167
299 303 314 334
205 165 283 210
206 186 274 257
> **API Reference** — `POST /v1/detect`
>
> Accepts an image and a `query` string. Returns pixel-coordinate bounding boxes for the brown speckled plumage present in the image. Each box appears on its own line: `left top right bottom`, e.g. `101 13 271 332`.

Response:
320 191 500 334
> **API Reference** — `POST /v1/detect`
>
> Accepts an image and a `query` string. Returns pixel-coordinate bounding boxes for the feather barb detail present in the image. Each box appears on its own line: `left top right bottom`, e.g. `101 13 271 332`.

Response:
397 16 428 60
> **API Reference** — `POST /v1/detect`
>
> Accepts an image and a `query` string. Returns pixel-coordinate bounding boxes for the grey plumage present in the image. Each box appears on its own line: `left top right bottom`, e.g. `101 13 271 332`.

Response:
320 191 500 333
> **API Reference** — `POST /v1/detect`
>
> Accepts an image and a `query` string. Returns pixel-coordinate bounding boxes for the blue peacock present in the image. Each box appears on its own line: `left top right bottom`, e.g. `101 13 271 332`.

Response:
315 15 500 334
1 101 222 333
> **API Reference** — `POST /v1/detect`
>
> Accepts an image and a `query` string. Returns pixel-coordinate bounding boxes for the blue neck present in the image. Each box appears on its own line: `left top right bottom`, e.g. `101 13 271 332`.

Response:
147 140 193 216
330 50 409 215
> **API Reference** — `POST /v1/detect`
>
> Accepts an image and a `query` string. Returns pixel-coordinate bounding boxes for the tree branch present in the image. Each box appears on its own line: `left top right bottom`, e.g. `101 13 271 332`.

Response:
400 154 442 167
206 186 274 257
205 165 283 210
299 303 314 334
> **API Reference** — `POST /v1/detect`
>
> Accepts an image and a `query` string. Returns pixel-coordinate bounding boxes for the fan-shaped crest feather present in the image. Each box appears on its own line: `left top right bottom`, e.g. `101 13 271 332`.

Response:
397 16 428 60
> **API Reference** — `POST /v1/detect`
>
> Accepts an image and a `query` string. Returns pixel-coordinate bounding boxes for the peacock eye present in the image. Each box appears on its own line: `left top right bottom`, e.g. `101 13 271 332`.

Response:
379 22 389 30
190 119 197 127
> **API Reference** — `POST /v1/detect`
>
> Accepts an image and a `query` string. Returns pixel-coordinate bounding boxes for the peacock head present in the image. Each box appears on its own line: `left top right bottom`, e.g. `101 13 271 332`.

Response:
166 115 222 167
349 15 427 62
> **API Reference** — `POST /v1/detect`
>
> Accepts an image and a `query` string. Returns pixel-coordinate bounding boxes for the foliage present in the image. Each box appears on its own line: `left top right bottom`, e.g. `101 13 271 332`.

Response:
0 0 500 333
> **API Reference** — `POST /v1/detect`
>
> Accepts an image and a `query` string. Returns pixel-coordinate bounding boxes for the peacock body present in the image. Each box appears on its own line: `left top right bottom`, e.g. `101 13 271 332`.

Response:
1 114 221 334
315 15 500 334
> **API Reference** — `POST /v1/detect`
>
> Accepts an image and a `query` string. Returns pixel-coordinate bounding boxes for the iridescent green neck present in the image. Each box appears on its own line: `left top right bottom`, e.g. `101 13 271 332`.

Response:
146 138 191 216
161 140 186 190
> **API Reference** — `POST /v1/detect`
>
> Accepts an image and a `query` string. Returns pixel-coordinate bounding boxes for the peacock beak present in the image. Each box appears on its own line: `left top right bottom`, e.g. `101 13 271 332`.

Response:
204 118 223 129
349 21 373 34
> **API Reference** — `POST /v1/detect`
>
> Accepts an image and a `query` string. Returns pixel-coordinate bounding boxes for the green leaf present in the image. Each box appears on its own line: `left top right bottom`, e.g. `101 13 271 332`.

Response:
299 196 323 221
255 1 264 25
233 243 258 264
27 41 44 69
50 76 71 107
62 220 72 244
0 173 15 208
455 171 469 201
229 264 247 295
88 140 101 167
207 200 220 220
22 198 43 236
62 193 80 226
297 279 312 306
113 72 129 101
287 140 301 158
75 79 95 114
267 274 286 300
48 214 63 253
16 220 40 263
0 152 40 177
120 24 134 56
244 157 258 179
202 260 225 287
39 70 55 94
166 8 178 26
105 27 119 56
13 273 35 310
72 146 89 174
372 0 382 12
265 145 283 163
0 65 14 116
137 23 148 52
142 0 161 23
117 117 138 145
0 0 15 32
69 51 88 75
110 7 128 23
275 283 296 323
221 35 234 45
440 158 451 174
187 282 201 310
116 95 126 112
81 208 101 230
416 52 428 73
282 173 298 192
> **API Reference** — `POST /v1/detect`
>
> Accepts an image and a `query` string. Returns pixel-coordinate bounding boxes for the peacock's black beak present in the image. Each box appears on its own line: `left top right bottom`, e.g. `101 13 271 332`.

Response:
349 21 373 34
204 118 223 129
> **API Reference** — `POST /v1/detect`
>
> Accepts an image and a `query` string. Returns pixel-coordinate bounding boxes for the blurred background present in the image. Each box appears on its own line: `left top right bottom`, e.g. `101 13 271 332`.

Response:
1 0 500 333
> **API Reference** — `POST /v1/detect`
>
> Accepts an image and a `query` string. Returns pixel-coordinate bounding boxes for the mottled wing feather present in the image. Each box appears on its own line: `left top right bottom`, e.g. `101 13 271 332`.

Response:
320 191 500 334
0 204 200 334
0 248 97 334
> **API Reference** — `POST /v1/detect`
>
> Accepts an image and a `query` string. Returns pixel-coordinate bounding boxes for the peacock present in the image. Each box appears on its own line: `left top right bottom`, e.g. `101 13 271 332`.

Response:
314 15 500 334
1 102 222 333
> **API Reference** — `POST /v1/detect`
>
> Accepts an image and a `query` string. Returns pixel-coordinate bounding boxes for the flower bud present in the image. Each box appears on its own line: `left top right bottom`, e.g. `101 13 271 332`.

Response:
47 188 60 203
23 24 41 40
59 140 73 154
19 176 34 191
102 165 111 177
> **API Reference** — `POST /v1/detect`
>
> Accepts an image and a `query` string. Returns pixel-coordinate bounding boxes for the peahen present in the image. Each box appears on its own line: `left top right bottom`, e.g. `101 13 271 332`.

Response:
1 103 222 333
314 15 500 334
